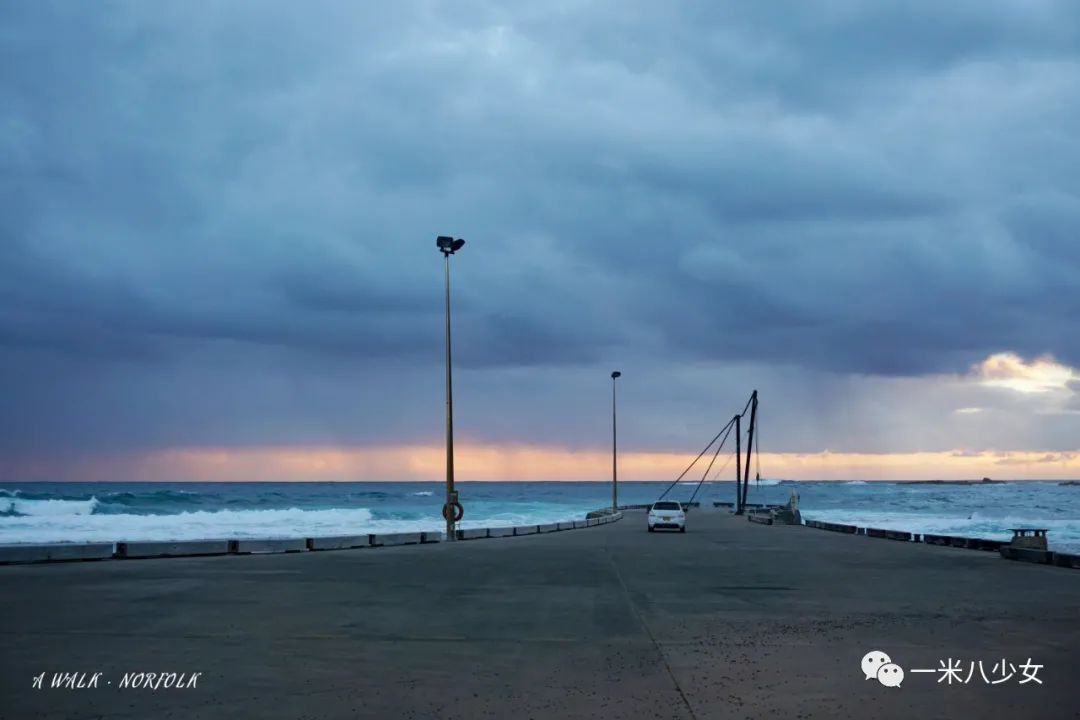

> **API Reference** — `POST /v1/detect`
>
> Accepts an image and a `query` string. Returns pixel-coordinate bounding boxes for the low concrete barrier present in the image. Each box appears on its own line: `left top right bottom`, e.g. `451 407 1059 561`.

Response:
974 539 1004 551
307 535 370 551
748 514 773 525
803 520 860 534
713 502 735 508
117 540 230 559
3 508 622 566
232 538 307 554
999 546 1054 564
1053 552 1080 569
805 523 1037 559
369 532 421 547
0 543 115 565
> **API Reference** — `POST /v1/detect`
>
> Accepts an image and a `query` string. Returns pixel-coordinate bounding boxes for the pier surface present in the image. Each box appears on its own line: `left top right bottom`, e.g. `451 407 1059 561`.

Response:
2 510 1078 719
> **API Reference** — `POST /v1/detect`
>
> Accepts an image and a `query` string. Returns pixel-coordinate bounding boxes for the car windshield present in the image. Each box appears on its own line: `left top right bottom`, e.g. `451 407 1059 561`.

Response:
652 502 682 511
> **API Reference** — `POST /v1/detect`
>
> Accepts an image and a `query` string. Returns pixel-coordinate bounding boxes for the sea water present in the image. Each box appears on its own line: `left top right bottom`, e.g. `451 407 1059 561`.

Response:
2 480 1079 552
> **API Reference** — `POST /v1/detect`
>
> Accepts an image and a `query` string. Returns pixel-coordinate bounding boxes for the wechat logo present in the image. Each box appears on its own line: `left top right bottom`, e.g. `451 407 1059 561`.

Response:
862 650 904 688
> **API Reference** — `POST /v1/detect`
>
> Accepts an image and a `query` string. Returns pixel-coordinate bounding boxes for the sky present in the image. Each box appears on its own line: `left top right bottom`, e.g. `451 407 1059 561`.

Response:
2 1 1080 482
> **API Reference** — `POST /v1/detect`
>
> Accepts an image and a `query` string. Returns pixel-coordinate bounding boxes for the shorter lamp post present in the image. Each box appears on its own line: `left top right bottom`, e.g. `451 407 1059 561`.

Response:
611 370 621 513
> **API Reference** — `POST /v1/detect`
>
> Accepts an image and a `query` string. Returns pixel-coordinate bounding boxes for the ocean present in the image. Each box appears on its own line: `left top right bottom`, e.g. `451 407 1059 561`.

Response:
2 480 1079 552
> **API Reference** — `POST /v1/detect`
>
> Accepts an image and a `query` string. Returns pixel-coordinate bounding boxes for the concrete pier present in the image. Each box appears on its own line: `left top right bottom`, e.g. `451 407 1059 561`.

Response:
2 510 1078 719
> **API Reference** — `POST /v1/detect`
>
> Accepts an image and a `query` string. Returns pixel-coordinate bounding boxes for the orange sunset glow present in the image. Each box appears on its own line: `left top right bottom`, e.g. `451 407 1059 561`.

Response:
8 444 1080 482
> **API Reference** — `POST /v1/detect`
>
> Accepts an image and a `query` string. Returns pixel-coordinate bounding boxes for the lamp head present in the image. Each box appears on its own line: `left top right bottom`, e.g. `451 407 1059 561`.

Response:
436 236 466 255
611 371 621 379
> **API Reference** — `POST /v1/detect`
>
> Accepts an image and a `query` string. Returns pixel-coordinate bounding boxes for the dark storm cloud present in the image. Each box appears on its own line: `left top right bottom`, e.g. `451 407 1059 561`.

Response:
2 0 1079 459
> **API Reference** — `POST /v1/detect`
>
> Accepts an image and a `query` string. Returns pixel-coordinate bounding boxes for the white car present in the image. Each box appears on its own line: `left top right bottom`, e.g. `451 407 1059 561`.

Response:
647 501 686 532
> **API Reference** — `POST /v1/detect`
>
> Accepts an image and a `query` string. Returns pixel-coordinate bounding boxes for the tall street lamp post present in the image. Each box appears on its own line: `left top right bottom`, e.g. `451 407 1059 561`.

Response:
437 235 465 540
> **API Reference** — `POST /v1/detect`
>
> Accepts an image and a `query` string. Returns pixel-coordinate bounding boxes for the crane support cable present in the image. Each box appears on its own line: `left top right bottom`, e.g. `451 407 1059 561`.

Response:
709 449 736 482
652 416 738 500
740 392 754 418
755 402 761 482
686 423 738 507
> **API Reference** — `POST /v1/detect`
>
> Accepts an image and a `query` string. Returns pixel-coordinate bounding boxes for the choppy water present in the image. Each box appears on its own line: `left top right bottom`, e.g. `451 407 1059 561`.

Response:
2 480 1079 552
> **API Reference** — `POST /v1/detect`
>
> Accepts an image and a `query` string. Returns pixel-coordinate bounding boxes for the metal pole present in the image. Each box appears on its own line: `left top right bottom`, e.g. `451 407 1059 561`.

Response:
742 391 757 510
444 252 456 541
734 414 742 514
611 371 620 513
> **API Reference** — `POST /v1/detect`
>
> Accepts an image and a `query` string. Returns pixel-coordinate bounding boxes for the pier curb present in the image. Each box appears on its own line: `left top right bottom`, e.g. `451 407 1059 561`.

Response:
1 510 624 565
370 532 422 547
232 538 308 554
117 540 231 559
804 518 1076 570
0 543 115 565
307 535 371 551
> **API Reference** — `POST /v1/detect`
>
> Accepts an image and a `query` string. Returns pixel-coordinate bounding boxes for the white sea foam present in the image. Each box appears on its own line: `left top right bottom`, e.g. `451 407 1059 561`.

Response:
411 491 434 497
1 497 99 517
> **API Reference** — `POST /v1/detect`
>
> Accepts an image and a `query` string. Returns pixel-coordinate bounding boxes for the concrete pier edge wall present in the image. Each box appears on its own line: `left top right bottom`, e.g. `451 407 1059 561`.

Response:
0 510 624 565
800 517 1078 570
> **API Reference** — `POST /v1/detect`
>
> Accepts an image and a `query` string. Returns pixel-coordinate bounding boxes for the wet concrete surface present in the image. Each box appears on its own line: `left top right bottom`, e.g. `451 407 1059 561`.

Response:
2 509 1078 719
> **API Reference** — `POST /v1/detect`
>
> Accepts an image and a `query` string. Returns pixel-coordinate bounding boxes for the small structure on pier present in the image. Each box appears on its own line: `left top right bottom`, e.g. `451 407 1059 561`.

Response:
1009 528 1048 551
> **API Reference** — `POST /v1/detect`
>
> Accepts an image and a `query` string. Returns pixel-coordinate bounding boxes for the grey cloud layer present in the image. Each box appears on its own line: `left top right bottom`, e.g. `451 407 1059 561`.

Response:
2 1 1079 459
